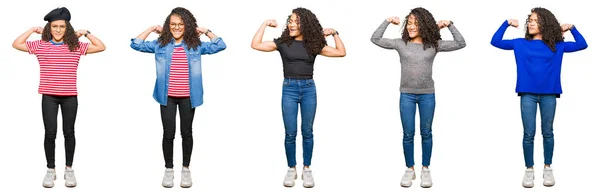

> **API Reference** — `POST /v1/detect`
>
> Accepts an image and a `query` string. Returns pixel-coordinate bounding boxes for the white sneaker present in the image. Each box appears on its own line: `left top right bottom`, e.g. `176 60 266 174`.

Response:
400 168 416 187
420 168 433 188
283 167 297 187
42 169 56 188
181 167 192 188
302 168 315 188
543 167 555 187
64 167 77 187
522 168 534 188
162 168 174 188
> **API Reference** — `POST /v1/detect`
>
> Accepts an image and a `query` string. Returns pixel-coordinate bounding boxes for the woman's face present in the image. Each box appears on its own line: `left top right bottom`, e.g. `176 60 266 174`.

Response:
50 20 66 42
287 13 301 37
169 15 185 41
527 12 540 35
407 14 420 39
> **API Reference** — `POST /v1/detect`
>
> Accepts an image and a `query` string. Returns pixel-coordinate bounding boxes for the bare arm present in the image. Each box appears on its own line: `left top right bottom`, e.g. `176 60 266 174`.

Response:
320 28 346 57
76 30 106 54
250 19 277 52
12 27 43 52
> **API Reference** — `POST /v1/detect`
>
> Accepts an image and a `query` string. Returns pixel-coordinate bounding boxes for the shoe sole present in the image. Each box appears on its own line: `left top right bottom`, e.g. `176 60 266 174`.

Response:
181 183 192 188
543 182 555 187
283 173 297 187
43 175 56 188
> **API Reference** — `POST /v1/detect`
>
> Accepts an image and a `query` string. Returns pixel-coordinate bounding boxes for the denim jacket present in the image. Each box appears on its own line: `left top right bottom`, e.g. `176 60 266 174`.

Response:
130 37 226 108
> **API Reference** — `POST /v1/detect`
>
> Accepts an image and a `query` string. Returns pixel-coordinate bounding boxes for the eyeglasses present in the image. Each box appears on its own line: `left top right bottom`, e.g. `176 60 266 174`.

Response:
170 23 185 28
286 19 300 26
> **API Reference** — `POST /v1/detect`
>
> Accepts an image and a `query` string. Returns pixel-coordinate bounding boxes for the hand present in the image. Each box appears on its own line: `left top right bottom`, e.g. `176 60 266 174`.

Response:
197 27 208 35
264 19 277 27
149 25 162 34
507 19 519 28
387 16 401 25
323 28 337 36
560 24 573 32
31 27 43 34
437 20 451 29
75 29 88 38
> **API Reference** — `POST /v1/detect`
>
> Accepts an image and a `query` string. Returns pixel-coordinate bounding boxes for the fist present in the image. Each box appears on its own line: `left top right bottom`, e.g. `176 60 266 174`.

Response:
31 27 43 34
507 19 519 28
387 16 401 25
150 25 162 34
264 19 277 27
323 28 337 36
437 20 451 29
75 29 88 38
560 24 573 32
197 27 208 34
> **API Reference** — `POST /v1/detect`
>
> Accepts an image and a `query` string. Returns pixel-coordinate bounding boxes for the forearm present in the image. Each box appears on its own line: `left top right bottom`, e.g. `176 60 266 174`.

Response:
13 28 35 50
136 28 154 40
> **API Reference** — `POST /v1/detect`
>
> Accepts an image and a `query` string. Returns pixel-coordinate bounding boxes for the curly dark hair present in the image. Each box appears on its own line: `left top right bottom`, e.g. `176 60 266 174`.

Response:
277 7 326 57
158 7 201 50
41 21 79 52
401 7 441 51
525 7 563 52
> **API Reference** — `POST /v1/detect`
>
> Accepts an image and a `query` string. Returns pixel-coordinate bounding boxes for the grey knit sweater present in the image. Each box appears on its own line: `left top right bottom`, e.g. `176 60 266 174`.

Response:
371 20 466 94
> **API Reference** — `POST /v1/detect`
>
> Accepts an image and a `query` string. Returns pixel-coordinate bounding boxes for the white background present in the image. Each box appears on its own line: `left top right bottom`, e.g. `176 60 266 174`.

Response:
0 0 597 194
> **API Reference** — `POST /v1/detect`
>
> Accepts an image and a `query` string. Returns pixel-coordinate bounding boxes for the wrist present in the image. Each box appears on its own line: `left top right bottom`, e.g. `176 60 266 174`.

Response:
204 29 211 35
84 30 91 37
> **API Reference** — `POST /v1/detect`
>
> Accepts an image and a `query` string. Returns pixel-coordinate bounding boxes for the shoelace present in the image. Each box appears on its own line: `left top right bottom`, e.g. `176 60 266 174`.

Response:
65 171 74 179
422 171 430 179
525 171 534 180
286 171 296 179
182 171 191 179
543 170 553 178
403 171 413 180
303 171 313 180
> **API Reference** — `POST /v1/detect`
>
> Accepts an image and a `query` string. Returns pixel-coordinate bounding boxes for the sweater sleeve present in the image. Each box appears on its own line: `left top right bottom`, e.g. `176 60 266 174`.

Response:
370 20 398 50
563 26 588 52
438 23 466 52
490 20 515 50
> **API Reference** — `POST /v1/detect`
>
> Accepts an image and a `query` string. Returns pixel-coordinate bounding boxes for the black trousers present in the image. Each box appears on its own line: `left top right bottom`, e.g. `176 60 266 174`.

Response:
42 95 78 168
161 97 196 168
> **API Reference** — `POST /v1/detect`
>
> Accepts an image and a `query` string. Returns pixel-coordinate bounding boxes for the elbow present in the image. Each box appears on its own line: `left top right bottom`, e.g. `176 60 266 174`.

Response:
459 41 467 49
98 45 107 52
339 51 346 57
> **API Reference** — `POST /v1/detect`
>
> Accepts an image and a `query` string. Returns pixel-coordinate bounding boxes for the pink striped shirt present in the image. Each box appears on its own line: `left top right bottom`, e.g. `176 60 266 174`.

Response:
167 46 190 97
26 40 89 96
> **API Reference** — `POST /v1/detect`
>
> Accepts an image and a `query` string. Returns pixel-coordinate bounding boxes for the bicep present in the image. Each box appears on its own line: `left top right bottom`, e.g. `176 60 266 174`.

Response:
320 46 344 57
371 38 397 49
251 41 277 52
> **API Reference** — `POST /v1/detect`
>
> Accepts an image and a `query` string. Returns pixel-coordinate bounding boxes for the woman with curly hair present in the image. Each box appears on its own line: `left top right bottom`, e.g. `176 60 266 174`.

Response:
371 7 466 188
12 7 106 188
491 7 587 188
130 7 226 188
251 7 346 188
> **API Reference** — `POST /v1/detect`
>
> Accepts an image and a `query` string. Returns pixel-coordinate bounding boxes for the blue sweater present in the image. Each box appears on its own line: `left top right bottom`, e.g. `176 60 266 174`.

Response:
491 20 587 95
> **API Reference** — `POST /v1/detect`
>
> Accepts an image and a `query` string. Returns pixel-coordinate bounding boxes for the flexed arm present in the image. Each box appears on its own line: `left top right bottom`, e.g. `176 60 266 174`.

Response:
12 27 43 52
196 27 227 54
370 17 400 50
251 19 277 52
438 20 466 51
76 29 106 54
561 24 588 52
320 28 346 57
130 25 162 53
490 20 518 50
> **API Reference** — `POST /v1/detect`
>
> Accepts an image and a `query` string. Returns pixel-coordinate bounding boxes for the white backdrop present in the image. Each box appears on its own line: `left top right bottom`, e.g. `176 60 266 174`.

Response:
0 0 597 194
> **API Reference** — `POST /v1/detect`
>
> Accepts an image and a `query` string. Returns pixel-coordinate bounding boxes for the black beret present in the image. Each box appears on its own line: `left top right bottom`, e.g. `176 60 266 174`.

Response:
44 7 70 22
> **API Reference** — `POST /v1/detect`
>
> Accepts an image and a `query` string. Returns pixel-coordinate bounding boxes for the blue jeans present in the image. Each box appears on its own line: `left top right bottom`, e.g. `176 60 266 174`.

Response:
400 93 435 167
520 93 556 167
282 78 317 167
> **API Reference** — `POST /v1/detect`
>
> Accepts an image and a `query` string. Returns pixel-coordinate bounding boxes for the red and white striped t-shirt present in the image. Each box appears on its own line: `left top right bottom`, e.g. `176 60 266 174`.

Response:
26 40 89 96
167 46 190 97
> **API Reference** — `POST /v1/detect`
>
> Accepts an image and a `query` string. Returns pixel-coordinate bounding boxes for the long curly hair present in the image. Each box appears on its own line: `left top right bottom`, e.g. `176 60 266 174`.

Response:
401 7 441 51
158 7 201 50
277 7 326 57
525 7 563 52
41 21 79 52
